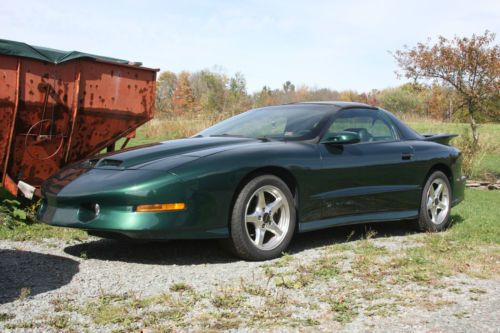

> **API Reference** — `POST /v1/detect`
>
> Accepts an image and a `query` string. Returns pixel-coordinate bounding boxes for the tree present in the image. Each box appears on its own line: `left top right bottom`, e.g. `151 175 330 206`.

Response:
282 81 295 93
190 69 228 113
378 84 425 115
254 86 274 107
172 71 194 114
156 71 177 113
227 72 249 115
394 31 500 145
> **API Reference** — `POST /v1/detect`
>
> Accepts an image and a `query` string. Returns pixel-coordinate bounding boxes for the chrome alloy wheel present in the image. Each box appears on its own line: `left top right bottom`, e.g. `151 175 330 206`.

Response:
426 178 450 224
244 185 291 251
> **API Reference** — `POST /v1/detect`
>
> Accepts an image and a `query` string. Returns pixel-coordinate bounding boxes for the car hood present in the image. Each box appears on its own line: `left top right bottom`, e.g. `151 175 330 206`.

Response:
93 136 261 170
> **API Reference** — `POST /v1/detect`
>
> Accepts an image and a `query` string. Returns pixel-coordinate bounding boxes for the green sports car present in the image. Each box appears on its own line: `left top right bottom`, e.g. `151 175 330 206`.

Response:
39 102 465 260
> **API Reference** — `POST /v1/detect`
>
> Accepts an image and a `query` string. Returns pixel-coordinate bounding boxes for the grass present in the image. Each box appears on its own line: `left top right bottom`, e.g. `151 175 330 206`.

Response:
47 315 71 329
0 187 87 241
0 221 87 241
169 282 193 292
211 288 245 309
328 296 358 323
449 189 500 244
0 313 14 321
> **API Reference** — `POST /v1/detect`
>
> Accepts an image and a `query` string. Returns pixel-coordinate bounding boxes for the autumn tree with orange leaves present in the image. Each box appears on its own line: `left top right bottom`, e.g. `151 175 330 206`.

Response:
394 31 500 146
172 71 195 114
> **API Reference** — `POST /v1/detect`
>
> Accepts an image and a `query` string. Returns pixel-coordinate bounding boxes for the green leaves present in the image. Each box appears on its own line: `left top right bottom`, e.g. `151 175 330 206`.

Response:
0 199 38 228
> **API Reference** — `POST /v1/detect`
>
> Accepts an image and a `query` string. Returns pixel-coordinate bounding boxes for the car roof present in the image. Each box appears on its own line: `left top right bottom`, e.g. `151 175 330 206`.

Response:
278 102 423 141
292 101 377 110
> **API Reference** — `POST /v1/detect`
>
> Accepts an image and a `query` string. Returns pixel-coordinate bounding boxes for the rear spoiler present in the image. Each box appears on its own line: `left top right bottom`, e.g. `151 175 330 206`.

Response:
422 133 458 145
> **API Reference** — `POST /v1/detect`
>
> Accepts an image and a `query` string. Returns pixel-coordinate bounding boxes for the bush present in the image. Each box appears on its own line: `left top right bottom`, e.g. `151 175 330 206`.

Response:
453 129 494 178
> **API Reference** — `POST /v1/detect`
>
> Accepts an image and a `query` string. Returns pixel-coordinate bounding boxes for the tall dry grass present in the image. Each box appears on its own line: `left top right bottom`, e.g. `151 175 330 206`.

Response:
399 113 445 124
142 117 216 140
142 112 237 141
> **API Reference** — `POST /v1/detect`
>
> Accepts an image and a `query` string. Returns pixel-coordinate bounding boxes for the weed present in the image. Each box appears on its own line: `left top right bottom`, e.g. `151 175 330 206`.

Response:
169 282 192 292
305 318 320 326
0 313 14 321
453 311 470 319
239 279 269 297
79 250 88 259
469 288 487 294
211 288 245 309
273 252 294 267
313 255 340 279
209 311 243 330
328 296 358 323
80 293 137 325
4 321 35 329
48 315 70 329
365 302 399 317
50 297 76 312
18 287 30 300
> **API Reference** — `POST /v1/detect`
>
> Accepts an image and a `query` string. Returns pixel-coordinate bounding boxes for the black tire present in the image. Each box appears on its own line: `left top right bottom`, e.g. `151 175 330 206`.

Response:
416 170 452 232
227 175 296 261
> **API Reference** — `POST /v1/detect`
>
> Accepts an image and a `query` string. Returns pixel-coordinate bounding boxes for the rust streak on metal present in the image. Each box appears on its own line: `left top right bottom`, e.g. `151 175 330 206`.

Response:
2 58 21 194
64 63 81 163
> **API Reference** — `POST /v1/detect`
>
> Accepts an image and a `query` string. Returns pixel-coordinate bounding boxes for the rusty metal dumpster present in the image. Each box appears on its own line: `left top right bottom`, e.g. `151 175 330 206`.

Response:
0 39 158 197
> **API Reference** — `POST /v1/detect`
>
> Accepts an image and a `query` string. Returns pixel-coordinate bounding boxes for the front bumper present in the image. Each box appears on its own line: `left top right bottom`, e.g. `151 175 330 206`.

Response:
38 167 228 239
38 201 228 239
38 201 198 239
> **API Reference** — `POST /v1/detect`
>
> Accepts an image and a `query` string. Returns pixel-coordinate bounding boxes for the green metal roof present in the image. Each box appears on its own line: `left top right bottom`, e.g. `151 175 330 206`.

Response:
0 39 129 64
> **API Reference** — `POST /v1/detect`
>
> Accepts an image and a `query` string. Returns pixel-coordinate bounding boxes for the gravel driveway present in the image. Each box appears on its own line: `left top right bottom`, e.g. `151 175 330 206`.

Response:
1 222 499 332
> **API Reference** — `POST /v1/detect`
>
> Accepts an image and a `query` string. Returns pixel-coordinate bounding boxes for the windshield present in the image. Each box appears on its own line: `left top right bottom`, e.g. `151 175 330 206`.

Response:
197 104 332 141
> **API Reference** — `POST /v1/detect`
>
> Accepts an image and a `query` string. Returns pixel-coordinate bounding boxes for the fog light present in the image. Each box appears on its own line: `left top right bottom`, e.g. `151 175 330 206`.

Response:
94 203 101 216
136 203 186 212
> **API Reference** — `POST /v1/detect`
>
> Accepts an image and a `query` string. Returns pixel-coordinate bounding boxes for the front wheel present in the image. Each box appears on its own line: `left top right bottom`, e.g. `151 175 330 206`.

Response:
416 171 452 232
228 175 296 261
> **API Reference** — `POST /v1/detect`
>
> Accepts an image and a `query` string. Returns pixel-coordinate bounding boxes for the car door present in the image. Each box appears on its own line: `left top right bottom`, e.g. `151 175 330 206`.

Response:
317 108 420 219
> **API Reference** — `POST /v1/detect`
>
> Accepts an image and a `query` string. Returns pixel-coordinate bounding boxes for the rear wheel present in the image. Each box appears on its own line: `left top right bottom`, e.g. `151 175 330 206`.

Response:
228 175 296 261
416 171 451 232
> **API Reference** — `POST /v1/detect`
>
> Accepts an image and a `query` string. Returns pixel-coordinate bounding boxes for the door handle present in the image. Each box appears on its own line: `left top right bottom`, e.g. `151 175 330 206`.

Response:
401 153 413 160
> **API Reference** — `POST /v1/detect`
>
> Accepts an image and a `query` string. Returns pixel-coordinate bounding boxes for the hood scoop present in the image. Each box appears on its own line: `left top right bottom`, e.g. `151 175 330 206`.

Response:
95 159 123 168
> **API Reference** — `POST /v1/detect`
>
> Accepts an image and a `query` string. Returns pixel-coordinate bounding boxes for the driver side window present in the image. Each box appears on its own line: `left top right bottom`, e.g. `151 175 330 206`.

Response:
326 109 397 143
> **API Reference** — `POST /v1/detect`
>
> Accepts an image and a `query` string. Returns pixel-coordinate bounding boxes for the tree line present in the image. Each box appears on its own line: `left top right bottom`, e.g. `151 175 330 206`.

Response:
156 31 499 143
156 70 498 122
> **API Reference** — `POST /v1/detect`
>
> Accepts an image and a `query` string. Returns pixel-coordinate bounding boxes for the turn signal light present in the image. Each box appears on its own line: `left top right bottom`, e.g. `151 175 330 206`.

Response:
136 203 186 212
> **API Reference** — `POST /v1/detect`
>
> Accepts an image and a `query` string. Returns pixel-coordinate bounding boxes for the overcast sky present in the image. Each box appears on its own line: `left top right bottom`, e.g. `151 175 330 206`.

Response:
1 0 498 93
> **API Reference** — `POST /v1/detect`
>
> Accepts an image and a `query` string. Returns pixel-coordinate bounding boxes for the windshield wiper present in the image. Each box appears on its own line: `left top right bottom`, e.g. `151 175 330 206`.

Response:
209 134 246 138
209 134 275 142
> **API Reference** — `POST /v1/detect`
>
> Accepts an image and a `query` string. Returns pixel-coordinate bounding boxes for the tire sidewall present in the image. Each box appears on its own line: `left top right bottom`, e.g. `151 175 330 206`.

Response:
419 171 452 232
231 175 296 261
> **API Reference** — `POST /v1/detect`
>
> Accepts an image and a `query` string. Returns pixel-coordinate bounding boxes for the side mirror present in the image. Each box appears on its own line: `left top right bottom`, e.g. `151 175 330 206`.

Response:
321 131 361 145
